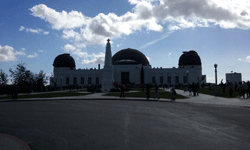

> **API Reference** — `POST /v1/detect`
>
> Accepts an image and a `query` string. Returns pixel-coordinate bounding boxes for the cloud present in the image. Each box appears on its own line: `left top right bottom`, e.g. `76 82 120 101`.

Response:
246 56 250 63
19 26 49 35
29 1 250 63
21 48 25 51
140 31 173 49
38 50 43 52
43 31 49 35
19 26 25 31
0 45 26 62
81 52 105 65
63 44 76 52
27 53 38 58
238 58 242 61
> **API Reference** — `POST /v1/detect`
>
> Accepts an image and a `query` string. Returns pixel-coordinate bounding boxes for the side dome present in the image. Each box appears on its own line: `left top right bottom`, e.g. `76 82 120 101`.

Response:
53 53 76 68
178 50 201 67
112 48 150 65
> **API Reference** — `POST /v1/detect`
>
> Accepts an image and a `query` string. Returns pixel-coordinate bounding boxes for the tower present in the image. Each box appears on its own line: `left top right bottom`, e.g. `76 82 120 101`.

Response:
102 39 114 92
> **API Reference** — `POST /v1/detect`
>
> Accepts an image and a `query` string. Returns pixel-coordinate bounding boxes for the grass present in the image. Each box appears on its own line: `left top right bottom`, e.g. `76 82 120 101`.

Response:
180 86 240 98
104 89 187 99
0 91 92 100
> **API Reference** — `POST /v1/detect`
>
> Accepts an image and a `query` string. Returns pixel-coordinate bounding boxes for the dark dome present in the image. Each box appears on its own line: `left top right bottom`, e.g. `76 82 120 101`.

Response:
178 50 201 67
53 53 76 68
112 48 150 65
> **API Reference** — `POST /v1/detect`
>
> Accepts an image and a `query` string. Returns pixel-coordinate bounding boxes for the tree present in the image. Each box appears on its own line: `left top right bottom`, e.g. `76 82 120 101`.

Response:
9 63 34 93
0 69 8 85
33 70 48 92
9 63 33 84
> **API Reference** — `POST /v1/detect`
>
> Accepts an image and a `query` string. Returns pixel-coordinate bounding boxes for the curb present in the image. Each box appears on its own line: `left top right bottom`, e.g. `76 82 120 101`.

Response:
0 133 31 150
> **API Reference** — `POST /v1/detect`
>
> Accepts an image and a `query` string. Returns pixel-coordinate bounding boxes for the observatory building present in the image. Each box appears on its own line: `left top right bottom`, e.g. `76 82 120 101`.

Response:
51 39 206 91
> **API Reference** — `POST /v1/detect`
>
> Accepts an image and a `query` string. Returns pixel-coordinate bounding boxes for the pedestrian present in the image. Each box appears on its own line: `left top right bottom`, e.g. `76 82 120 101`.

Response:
120 84 125 98
188 84 192 96
196 83 200 96
229 88 233 97
247 81 250 98
146 83 150 99
141 83 145 91
154 84 160 99
170 84 176 101
192 82 196 96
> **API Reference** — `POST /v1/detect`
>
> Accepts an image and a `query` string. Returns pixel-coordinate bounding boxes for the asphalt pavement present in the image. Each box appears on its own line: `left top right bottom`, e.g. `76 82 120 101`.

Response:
1 89 250 150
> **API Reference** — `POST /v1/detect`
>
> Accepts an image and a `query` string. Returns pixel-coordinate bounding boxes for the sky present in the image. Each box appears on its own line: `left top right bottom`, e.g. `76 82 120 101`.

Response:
1 0 250 84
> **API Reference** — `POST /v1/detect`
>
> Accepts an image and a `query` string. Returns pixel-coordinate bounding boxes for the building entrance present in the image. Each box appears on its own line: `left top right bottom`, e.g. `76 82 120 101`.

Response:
121 72 129 84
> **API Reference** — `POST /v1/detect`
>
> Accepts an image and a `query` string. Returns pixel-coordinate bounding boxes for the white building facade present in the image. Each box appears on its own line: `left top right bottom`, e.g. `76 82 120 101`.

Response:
51 39 206 90
226 72 242 85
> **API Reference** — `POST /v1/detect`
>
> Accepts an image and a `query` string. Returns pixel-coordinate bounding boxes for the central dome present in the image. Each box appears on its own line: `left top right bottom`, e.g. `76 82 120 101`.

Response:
112 48 149 65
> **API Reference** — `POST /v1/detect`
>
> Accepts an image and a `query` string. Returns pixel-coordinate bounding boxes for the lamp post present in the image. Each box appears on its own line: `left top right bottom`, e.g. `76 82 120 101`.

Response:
186 70 189 85
214 64 219 96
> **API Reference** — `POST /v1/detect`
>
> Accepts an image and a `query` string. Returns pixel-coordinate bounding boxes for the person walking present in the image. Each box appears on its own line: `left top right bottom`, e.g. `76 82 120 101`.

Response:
154 84 160 99
192 82 196 96
120 84 125 98
170 85 176 101
188 84 192 96
196 83 200 96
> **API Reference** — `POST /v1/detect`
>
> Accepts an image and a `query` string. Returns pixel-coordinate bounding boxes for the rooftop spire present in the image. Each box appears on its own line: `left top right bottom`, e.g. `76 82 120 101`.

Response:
104 38 112 67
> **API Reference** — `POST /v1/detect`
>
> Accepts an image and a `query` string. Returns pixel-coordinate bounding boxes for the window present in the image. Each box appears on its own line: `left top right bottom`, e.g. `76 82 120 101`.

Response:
160 76 163 84
88 77 92 84
167 76 171 84
81 77 84 85
175 76 179 84
73 77 77 85
96 77 99 84
66 77 69 85
183 76 187 83
152 76 155 83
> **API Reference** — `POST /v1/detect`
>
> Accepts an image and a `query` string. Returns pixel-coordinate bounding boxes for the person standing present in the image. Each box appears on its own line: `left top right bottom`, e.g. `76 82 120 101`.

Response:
141 83 145 92
120 84 125 98
192 82 196 96
170 85 176 101
154 84 160 99
196 83 200 96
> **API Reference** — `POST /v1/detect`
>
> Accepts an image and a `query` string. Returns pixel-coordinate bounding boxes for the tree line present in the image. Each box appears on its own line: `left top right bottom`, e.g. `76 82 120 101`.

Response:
0 63 50 95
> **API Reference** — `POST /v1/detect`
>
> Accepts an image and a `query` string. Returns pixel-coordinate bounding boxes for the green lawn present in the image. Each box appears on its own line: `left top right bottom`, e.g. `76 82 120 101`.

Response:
104 89 187 99
0 91 92 100
180 87 240 98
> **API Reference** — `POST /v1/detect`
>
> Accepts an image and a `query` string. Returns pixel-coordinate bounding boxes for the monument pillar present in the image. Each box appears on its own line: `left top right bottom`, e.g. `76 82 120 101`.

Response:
102 39 114 92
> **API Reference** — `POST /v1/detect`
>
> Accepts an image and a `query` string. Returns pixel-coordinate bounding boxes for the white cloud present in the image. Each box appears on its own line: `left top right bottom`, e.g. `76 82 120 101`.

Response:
19 26 49 35
43 31 49 35
21 48 25 51
38 50 43 52
19 26 25 31
63 44 76 52
81 52 105 65
27 53 38 58
29 1 250 62
246 56 250 63
238 58 242 61
0 45 26 62
30 1 250 45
